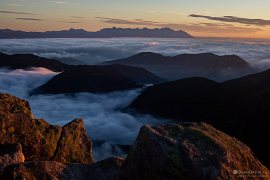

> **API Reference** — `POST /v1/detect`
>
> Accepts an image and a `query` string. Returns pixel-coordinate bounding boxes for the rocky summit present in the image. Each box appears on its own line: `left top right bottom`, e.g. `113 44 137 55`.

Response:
0 93 269 179
121 123 269 180
0 93 93 164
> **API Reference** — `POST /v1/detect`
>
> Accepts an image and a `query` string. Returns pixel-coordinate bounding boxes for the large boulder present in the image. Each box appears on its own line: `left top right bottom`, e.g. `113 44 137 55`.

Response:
51 119 93 164
121 123 269 180
0 93 40 160
0 93 93 164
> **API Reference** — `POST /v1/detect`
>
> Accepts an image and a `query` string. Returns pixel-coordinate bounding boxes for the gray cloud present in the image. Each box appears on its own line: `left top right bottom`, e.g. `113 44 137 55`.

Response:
96 17 261 34
70 16 85 19
16 18 43 21
199 23 234 27
57 21 83 24
189 14 270 26
0 10 35 15
96 17 161 26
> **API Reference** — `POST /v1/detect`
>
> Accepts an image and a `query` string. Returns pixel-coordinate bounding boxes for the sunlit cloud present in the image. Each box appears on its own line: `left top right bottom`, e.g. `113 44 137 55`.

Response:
0 10 35 15
57 21 83 24
147 10 186 16
190 14 270 26
49 1 77 5
95 17 162 26
8 4 22 7
148 10 158 13
70 16 85 19
16 18 43 21
95 16 261 34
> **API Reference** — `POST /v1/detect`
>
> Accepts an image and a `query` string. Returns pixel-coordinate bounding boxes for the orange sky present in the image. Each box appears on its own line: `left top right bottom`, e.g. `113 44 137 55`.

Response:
1 0 270 38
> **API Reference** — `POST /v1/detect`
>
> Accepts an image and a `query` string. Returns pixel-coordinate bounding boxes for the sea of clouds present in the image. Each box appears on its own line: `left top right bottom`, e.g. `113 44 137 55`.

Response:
1 38 270 160
0 68 167 160
1 38 270 70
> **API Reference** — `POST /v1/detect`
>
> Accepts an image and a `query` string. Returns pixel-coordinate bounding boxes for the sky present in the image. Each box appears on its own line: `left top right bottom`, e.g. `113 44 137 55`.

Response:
0 0 270 38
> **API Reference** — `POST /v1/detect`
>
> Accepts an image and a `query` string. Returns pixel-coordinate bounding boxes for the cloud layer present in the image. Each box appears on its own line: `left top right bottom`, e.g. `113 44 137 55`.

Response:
1 38 270 70
1 38 270 159
0 68 167 160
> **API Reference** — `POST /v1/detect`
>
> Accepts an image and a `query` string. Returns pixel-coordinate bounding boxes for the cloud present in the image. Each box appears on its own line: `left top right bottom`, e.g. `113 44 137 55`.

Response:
96 17 161 26
50 1 67 4
199 23 234 27
1 38 270 69
8 4 22 7
0 68 57 97
16 18 43 21
0 68 166 160
57 21 83 24
49 1 77 5
95 17 261 34
70 16 85 19
189 14 270 26
0 10 35 15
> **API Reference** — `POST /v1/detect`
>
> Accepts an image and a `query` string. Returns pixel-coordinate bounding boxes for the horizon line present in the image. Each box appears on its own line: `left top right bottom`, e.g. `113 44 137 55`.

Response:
1 27 270 40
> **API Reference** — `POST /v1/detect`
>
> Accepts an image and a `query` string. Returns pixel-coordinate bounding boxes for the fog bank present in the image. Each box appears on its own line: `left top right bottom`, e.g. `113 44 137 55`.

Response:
1 38 270 70
0 68 166 160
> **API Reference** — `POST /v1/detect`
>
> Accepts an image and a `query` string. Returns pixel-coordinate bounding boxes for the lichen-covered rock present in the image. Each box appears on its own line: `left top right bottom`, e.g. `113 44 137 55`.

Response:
1 161 66 180
52 119 94 164
121 123 270 180
61 157 124 180
35 119 62 161
0 93 40 161
0 143 25 173
0 93 93 164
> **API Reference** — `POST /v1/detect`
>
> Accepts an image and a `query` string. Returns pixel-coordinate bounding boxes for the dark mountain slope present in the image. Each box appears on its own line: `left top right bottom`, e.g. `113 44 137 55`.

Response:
0 52 165 93
129 69 270 167
33 64 166 94
104 52 254 81
0 52 68 71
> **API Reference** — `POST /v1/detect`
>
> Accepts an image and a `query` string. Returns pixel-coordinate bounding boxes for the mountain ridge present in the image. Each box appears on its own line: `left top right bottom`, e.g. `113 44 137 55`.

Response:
0 27 193 39
129 68 270 167
104 52 254 81
0 52 166 94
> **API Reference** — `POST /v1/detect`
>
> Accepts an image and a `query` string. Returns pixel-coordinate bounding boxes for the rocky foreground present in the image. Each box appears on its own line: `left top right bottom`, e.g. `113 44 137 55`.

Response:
0 93 269 179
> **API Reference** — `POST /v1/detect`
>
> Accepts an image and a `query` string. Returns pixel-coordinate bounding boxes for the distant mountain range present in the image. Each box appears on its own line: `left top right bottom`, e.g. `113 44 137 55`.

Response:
0 27 193 39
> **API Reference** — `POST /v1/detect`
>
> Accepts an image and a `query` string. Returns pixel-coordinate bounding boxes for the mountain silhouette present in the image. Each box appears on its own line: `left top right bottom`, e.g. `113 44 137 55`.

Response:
34 64 166 94
0 27 192 39
0 52 165 94
129 69 270 167
104 52 254 81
